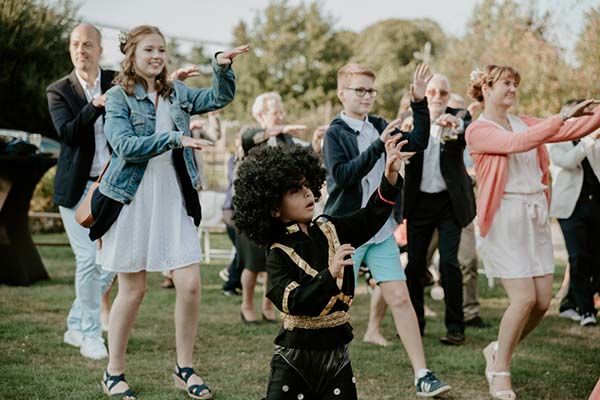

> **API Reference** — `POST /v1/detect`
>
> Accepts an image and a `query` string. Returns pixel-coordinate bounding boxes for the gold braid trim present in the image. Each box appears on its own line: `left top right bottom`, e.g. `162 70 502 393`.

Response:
317 220 344 289
319 292 354 316
281 311 350 331
319 296 339 316
270 243 318 277
282 281 299 314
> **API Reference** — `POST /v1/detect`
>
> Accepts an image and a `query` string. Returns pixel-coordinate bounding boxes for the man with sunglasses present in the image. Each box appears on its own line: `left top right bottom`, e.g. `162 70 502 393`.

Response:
402 74 477 345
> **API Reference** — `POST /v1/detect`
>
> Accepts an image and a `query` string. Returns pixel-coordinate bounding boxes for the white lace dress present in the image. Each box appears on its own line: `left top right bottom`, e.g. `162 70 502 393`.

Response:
98 93 202 273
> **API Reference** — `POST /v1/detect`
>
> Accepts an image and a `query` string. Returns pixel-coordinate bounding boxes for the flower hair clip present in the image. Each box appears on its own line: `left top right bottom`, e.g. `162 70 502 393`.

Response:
470 68 483 81
118 31 129 53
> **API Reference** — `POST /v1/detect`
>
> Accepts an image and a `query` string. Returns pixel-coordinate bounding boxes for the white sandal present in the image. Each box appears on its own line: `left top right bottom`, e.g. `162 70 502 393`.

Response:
487 371 516 400
483 340 498 384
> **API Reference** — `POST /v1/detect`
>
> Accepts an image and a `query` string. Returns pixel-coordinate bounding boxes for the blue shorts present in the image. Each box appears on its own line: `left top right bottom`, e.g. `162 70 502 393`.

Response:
352 235 405 284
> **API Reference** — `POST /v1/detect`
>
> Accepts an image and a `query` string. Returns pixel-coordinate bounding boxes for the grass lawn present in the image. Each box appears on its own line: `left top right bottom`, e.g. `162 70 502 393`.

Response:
0 232 599 400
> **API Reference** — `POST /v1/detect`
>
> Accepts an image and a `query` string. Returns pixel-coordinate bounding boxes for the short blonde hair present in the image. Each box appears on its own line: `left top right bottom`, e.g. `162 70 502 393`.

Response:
337 63 376 90
251 92 283 121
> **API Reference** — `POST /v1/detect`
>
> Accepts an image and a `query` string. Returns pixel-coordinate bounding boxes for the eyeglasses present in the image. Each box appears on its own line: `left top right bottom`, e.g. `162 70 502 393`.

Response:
426 88 449 98
344 87 379 98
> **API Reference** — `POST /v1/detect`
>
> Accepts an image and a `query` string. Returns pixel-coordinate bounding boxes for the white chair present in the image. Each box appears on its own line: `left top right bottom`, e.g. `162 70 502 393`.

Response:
198 191 235 262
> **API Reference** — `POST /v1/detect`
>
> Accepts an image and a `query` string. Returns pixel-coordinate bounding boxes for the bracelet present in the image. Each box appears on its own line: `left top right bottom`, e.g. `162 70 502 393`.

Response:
377 187 396 205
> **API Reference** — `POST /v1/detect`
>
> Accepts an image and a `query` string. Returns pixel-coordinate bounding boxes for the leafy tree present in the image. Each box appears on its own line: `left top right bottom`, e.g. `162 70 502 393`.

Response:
351 18 446 119
575 6 600 97
225 0 353 123
435 0 577 115
0 0 75 138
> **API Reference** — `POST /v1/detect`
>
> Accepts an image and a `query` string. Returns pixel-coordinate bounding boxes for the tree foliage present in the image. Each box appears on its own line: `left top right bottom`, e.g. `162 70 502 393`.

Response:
575 6 600 97
224 0 353 122
0 0 75 138
351 18 446 119
435 0 579 115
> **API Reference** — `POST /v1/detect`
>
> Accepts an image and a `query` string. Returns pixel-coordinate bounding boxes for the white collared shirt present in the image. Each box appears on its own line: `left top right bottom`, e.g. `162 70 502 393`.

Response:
340 112 396 244
420 124 447 193
75 69 110 177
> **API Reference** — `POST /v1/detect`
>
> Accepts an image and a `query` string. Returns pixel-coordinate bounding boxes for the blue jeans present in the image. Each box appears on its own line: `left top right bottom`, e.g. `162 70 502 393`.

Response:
59 181 115 338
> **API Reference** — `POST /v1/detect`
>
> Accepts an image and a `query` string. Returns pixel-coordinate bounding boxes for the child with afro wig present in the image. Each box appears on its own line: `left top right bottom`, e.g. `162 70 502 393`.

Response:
233 136 411 400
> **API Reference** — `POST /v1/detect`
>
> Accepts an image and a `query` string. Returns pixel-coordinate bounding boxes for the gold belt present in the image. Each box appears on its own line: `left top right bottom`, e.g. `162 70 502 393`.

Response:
281 311 350 331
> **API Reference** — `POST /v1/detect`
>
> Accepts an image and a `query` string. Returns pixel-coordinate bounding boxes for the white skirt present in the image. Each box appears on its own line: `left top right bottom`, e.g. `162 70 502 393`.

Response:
478 192 554 279
97 151 202 273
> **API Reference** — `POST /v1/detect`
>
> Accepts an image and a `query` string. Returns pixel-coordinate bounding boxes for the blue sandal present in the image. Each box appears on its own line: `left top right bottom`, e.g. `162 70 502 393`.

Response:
101 370 136 399
173 363 212 399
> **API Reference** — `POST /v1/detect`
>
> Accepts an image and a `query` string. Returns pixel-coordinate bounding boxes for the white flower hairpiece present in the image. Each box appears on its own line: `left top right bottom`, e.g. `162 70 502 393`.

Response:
470 68 484 81
118 31 129 53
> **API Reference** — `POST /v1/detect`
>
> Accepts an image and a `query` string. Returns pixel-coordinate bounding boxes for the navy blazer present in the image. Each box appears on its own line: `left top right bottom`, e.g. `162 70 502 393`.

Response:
46 69 116 208
322 98 430 217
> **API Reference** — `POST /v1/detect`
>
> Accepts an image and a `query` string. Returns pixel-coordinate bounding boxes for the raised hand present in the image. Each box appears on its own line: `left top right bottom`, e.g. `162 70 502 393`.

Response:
311 125 329 154
380 118 403 143
282 124 307 137
189 118 207 132
562 99 600 120
216 44 250 65
181 135 214 150
170 65 201 81
410 64 433 101
385 135 413 185
435 114 462 131
329 244 355 279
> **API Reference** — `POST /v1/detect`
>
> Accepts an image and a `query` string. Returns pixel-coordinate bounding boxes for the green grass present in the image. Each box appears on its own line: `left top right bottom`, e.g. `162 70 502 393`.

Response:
1 233 599 400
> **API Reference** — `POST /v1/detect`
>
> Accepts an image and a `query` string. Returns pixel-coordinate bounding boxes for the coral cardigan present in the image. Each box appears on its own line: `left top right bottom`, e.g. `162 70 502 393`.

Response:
466 108 600 237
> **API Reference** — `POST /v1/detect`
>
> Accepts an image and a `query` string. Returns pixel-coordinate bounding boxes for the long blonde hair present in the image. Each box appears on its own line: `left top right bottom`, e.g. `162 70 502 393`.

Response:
114 25 172 97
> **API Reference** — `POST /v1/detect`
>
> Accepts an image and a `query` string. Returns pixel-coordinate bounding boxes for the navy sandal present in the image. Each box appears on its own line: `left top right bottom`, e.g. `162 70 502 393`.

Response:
173 363 212 399
101 370 136 399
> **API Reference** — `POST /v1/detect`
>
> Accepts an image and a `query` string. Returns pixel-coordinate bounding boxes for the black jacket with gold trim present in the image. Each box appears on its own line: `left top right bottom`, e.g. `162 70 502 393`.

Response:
266 174 402 350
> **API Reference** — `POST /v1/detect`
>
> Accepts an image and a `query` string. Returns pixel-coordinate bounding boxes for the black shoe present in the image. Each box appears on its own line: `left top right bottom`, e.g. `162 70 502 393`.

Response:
240 311 258 325
262 312 277 324
465 316 491 328
440 331 465 345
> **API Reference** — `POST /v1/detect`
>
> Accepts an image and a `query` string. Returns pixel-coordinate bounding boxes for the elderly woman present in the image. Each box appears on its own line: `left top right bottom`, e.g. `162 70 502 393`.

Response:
236 92 329 323
235 92 302 323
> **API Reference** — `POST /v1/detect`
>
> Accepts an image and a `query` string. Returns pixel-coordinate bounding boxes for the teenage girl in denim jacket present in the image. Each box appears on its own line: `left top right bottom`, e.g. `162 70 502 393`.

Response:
94 24 248 400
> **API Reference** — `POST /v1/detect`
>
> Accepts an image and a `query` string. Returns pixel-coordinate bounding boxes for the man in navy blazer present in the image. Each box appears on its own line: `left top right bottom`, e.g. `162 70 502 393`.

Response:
47 23 116 360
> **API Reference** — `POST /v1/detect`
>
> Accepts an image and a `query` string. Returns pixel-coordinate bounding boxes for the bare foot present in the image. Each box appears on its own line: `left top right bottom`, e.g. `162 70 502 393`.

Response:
363 331 390 347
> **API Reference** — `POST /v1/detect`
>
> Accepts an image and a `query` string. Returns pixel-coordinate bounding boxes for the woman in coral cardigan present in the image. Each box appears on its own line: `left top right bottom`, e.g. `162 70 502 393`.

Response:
465 65 600 400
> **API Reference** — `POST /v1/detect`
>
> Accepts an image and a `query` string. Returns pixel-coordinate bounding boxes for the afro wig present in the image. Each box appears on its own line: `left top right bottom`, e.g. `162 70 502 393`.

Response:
233 145 326 247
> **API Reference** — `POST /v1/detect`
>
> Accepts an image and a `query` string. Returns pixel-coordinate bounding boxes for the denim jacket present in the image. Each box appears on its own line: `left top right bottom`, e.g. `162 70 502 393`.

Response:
99 57 235 203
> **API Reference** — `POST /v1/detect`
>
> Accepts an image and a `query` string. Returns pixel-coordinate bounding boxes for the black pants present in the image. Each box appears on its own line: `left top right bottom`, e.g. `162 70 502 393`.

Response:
265 345 357 400
558 196 600 316
406 191 465 334
222 223 242 291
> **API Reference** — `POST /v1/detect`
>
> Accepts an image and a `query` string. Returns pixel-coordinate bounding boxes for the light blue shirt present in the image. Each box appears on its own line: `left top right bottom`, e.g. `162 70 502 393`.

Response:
340 112 396 244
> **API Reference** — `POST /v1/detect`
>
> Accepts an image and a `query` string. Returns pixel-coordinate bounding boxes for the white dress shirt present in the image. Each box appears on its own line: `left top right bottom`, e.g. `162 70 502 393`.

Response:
419 124 448 193
75 69 110 177
340 112 396 244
